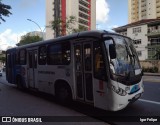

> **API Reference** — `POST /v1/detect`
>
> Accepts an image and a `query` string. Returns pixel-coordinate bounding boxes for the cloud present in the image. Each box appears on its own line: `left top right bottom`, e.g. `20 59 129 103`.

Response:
0 29 26 50
19 0 39 9
111 25 119 29
96 0 110 23
107 25 119 31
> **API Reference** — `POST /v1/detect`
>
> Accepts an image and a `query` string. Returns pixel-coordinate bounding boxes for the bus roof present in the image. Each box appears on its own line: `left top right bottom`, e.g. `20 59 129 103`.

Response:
7 30 130 51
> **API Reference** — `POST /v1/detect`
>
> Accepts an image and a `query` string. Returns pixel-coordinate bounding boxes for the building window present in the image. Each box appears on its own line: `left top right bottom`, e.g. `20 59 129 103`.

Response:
79 5 89 14
79 12 89 20
79 18 88 26
79 0 89 8
133 27 141 33
137 51 142 57
134 39 142 44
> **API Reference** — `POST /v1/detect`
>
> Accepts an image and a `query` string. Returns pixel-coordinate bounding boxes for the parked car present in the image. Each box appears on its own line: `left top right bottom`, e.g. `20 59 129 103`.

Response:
0 69 2 76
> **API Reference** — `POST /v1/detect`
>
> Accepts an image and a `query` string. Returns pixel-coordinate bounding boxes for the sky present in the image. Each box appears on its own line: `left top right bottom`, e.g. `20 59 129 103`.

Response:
0 0 128 50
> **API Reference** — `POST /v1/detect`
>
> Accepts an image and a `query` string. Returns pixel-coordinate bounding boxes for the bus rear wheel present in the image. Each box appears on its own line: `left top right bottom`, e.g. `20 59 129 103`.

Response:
55 84 72 105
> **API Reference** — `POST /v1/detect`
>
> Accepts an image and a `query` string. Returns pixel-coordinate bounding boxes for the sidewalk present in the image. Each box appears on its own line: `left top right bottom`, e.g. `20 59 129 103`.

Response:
143 72 160 83
144 72 160 76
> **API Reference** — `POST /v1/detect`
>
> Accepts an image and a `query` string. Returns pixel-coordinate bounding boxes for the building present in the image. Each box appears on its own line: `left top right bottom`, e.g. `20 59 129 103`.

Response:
113 19 160 60
128 0 160 23
46 0 96 39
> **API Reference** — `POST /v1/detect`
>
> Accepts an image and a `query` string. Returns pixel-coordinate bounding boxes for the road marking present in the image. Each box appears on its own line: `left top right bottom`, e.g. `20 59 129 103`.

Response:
139 99 160 105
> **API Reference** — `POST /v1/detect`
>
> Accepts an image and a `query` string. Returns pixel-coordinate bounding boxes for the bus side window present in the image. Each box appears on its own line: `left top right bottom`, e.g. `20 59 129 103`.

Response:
84 44 92 71
16 51 20 65
29 52 33 68
7 54 11 68
47 42 70 65
47 44 62 65
39 46 47 65
94 42 106 80
62 42 71 65
19 49 26 65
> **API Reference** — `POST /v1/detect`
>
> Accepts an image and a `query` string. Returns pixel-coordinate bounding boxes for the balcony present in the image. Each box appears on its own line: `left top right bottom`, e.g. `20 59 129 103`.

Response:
146 30 160 37
146 44 160 49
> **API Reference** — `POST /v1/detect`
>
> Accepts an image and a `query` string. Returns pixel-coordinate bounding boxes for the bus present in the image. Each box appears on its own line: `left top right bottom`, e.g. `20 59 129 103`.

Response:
6 30 144 111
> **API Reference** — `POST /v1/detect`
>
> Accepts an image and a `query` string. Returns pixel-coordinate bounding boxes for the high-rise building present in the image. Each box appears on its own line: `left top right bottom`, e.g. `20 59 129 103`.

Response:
46 0 96 39
128 0 160 23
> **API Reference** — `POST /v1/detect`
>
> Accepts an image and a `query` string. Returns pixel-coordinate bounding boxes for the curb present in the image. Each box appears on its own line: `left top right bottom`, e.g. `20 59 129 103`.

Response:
143 73 160 76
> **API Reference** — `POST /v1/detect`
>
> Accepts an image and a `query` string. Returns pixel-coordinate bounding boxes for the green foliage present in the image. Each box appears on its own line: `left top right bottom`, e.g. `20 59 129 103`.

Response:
0 0 12 24
142 66 158 73
17 35 42 46
72 25 88 33
153 48 160 60
0 56 5 63
0 51 6 63
50 16 88 37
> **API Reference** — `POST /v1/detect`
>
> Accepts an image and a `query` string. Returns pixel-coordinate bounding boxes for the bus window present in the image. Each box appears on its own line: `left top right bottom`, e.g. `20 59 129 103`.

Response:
84 44 92 71
16 51 19 65
39 46 47 65
62 43 71 64
47 42 70 65
7 54 11 68
34 52 37 68
29 52 33 68
75 45 82 71
19 49 26 65
94 42 106 80
48 44 62 65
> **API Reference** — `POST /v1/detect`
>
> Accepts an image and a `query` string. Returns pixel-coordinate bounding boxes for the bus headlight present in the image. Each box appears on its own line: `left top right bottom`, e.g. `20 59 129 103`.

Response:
111 85 127 96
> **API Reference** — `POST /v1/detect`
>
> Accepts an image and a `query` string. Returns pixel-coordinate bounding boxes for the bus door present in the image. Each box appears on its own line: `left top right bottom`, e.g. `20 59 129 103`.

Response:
74 42 93 103
27 50 38 88
6 51 15 84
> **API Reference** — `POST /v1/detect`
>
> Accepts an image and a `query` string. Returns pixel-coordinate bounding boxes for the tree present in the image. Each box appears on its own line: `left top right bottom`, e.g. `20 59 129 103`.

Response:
0 0 12 24
17 35 42 46
153 48 160 60
50 16 88 37
0 50 5 64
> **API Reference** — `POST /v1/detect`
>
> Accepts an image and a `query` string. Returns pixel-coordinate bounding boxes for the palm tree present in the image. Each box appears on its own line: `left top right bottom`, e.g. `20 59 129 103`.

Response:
0 0 12 24
50 16 88 37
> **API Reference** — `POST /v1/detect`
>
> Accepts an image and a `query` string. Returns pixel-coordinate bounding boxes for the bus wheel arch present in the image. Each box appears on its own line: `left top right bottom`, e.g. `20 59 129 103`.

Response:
54 80 72 104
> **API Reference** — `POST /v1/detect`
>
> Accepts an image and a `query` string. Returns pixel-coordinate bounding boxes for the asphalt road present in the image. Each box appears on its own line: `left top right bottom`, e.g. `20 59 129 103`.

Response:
0 73 108 125
0 72 160 125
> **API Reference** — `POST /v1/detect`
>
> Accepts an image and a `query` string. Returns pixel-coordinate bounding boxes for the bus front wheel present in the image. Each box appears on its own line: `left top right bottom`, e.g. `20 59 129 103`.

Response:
55 84 72 105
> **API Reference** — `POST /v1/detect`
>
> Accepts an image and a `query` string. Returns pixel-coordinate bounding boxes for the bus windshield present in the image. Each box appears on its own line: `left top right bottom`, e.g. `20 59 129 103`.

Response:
105 36 141 77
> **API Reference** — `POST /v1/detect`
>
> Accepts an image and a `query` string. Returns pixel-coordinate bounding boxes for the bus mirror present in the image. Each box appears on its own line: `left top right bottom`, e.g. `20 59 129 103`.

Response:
109 44 116 59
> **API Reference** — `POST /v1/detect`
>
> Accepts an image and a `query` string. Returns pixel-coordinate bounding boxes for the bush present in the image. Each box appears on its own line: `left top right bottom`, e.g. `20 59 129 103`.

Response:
142 66 158 73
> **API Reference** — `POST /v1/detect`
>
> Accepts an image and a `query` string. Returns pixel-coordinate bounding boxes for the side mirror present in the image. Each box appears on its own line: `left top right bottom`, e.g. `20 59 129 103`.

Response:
109 44 116 59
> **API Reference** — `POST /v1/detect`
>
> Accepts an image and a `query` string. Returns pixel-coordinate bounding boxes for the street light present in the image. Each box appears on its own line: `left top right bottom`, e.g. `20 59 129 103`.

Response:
27 19 44 41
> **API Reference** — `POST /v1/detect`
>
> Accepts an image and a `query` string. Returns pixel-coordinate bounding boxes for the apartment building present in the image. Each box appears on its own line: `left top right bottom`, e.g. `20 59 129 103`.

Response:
128 0 160 23
46 0 96 39
113 19 160 60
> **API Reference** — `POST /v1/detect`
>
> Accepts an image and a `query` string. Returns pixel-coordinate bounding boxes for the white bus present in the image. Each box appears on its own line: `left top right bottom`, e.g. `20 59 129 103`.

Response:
6 30 144 111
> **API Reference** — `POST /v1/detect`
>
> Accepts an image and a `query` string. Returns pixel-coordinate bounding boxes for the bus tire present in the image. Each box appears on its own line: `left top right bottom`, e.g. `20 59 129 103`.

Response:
55 83 72 105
